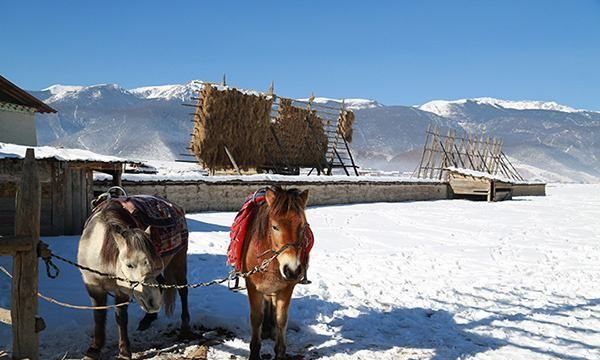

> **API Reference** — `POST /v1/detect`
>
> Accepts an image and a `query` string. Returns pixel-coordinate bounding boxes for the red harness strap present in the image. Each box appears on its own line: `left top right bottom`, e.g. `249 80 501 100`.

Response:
227 188 314 271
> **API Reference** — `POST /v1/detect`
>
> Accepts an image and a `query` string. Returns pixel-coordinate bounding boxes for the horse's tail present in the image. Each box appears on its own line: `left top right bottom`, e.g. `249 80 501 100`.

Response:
261 295 276 340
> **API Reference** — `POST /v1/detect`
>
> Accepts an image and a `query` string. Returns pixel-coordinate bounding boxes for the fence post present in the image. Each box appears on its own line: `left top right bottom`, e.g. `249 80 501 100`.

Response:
12 148 40 360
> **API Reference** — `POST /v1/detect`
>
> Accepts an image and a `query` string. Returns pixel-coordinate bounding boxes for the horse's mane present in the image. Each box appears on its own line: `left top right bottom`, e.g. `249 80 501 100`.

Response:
98 201 159 267
250 187 306 242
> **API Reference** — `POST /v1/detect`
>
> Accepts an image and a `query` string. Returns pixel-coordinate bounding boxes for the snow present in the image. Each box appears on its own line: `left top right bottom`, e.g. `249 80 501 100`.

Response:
1 184 599 359
443 166 540 184
418 97 588 116
0 142 133 163
95 169 439 184
297 97 381 110
129 81 204 101
43 84 84 96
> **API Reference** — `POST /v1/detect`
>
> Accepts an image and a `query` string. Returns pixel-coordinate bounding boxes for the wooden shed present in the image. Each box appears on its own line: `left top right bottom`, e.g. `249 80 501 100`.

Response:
445 167 513 202
0 143 129 236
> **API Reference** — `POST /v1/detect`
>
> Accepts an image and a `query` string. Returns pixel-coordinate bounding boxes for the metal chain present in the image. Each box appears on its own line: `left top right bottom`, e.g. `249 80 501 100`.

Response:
46 244 291 290
0 265 130 310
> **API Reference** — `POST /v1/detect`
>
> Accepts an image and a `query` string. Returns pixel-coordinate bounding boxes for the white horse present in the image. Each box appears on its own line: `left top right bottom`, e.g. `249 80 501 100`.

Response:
77 197 189 360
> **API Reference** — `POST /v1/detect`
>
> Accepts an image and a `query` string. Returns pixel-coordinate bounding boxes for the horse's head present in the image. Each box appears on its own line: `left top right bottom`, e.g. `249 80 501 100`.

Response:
111 225 164 313
264 187 309 281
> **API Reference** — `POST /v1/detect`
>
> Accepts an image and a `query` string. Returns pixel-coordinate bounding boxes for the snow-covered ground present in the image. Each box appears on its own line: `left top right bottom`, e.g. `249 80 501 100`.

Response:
1 184 599 359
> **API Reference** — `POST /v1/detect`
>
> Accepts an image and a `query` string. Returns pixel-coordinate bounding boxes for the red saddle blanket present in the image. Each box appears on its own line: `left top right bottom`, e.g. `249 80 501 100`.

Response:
228 188 314 271
95 195 188 257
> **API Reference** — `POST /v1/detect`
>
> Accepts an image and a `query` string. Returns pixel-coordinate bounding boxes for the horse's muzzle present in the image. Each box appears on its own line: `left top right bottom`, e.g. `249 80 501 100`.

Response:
282 264 302 281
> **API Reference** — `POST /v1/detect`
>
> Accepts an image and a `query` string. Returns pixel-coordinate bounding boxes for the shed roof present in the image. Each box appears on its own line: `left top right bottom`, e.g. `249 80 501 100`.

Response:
0 75 56 113
0 142 133 164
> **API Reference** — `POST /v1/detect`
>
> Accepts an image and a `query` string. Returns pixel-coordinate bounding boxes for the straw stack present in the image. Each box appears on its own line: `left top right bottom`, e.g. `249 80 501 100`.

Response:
337 109 355 143
190 84 273 170
267 98 328 167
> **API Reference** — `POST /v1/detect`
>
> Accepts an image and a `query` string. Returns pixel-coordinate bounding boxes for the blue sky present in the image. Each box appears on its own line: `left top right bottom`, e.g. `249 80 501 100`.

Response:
2 0 600 109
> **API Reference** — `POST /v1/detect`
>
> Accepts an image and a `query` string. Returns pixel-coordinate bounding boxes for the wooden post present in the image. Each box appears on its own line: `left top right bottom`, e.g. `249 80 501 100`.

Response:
488 180 495 202
224 146 242 175
12 148 40 360
112 164 123 187
416 124 432 178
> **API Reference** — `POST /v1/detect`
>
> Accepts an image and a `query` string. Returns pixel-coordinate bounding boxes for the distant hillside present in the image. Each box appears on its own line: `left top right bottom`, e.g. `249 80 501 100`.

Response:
30 82 600 183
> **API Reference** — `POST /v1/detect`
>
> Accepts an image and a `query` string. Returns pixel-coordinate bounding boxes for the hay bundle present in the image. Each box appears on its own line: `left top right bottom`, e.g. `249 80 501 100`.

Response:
190 84 273 170
337 109 355 142
266 98 328 167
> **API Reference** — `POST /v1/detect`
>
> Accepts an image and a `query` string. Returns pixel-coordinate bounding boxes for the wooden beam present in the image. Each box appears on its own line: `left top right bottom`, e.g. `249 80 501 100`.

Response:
12 148 40 360
223 146 242 175
112 165 123 187
0 236 32 255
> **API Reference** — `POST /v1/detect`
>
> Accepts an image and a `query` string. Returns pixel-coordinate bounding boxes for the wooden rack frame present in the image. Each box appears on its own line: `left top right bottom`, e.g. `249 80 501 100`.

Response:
415 125 524 181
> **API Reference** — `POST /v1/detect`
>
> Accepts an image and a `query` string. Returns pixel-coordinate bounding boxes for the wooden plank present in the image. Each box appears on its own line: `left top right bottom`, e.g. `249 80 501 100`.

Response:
74 169 84 234
85 168 94 219
64 166 73 235
0 236 31 255
12 148 40 360
51 162 65 235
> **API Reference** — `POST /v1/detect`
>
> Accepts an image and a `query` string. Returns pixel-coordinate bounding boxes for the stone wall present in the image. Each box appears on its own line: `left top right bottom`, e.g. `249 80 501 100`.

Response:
94 179 450 212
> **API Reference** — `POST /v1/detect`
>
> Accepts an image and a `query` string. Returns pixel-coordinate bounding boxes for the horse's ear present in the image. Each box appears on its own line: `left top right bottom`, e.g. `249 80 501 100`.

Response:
265 188 276 207
144 225 151 235
299 189 309 208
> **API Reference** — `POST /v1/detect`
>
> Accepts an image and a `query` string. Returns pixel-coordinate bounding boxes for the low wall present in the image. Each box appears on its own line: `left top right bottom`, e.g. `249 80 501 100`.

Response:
512 183 546 197
94 179 450 212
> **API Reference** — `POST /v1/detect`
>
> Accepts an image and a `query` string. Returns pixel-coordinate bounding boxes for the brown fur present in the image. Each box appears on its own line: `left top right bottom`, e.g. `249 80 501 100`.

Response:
243 186 309 360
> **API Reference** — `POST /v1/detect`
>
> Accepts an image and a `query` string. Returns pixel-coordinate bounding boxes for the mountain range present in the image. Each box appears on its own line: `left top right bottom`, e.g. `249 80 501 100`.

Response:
30 81 600 183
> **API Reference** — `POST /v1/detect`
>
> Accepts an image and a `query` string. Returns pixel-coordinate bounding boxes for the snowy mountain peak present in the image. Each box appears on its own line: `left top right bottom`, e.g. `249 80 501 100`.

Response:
418 97 583 116
297 97 381 110
129 80 204 101
43 84 85 95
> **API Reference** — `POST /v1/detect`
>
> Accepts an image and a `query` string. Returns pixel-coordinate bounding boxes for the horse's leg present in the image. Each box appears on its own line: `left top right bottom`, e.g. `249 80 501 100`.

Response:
248 284 264 360
173 248 191 335
261 294 276 340
274 287 294 360
115 293 132 359
84 286 107 360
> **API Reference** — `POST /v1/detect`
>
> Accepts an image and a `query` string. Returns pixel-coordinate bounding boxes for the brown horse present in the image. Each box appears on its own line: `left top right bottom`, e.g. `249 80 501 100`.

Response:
77 197 189 360
242 187 310 360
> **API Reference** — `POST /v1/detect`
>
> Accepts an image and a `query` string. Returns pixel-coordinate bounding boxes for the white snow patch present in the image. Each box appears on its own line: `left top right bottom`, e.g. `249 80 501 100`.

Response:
1 185 599 359
418 97 589 116
297 97 381 110
129 80 204 101
0 142 133 163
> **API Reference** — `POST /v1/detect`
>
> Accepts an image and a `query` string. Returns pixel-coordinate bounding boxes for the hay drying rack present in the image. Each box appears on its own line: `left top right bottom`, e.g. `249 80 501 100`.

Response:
414 124 524 181
182 80 359 176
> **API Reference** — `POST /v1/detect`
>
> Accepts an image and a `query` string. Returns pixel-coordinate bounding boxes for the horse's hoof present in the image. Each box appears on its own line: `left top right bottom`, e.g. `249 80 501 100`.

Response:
117 351 132 360
177 326 197 341
137 312 158 331
83 347 101 360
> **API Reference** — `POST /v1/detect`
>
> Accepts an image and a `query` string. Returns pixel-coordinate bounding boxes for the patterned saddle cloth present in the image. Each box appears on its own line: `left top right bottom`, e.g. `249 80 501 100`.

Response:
95 195 188 257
